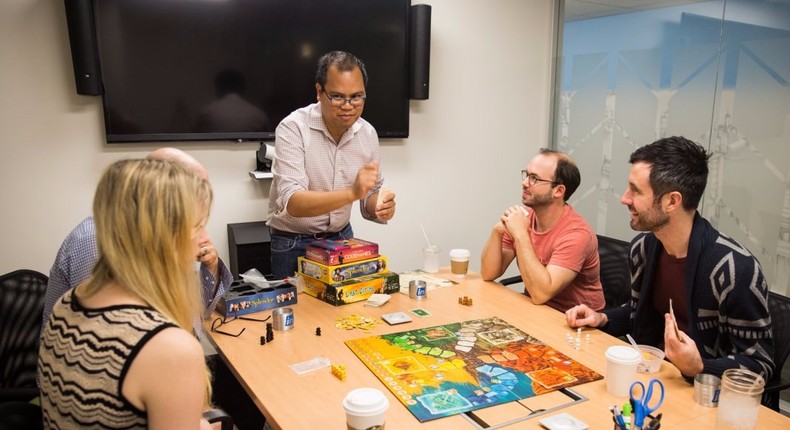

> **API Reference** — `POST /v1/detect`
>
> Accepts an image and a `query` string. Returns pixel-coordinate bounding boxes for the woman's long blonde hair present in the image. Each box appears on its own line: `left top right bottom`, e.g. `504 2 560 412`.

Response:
84 158 213 399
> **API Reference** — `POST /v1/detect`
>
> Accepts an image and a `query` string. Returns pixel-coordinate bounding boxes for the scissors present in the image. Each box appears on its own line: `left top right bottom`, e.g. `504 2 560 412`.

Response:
629 378 665 429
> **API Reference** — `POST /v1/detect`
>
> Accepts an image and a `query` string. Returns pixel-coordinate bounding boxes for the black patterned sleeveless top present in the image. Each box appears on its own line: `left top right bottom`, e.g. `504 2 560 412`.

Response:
38 288 176 429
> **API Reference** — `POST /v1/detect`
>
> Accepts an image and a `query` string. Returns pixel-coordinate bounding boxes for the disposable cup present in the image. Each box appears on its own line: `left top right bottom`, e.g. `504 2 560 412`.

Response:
449 248 471 278
343 387 389 430
637 344 664 373
605 345 641 397
422 246 440 273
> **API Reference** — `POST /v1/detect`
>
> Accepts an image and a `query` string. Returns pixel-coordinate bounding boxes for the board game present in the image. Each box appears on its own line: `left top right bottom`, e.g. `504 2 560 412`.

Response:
345 317 601 422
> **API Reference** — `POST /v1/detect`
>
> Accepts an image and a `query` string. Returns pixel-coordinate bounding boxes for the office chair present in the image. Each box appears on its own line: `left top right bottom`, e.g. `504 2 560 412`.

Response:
0 269 48 402
203 408 234 430
596 234 632 309
763 291 790 412
0 269 48 430
498 235 632 310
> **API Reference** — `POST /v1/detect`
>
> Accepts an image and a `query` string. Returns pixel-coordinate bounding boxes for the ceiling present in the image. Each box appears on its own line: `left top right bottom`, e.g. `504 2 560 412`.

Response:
564 0 707 21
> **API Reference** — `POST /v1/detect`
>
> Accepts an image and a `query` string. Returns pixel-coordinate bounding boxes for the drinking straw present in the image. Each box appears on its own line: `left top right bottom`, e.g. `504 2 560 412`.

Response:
419 222 433 248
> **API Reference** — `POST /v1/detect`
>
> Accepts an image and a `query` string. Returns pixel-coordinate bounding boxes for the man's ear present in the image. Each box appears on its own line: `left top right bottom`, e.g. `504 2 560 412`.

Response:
554 184 566 200
315 83 322 102
663 191 684 213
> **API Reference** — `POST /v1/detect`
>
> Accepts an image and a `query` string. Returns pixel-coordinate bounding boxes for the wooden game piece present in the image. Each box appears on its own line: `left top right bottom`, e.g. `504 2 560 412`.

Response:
331 364 346 381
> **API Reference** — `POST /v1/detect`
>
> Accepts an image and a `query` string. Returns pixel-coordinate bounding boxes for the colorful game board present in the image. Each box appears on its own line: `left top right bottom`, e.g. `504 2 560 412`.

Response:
345 317 602 422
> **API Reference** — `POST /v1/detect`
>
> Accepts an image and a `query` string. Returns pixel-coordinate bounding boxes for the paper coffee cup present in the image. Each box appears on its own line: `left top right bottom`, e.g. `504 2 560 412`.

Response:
605 345 641 397
343 388 388 430
449 248 471 278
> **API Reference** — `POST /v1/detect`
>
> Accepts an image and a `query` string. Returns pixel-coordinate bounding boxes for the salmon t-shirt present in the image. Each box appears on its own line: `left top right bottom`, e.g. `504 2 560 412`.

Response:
502 205 604 312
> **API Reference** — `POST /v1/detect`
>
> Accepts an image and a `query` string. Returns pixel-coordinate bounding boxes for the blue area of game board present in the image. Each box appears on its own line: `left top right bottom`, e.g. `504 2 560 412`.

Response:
406 368 536 422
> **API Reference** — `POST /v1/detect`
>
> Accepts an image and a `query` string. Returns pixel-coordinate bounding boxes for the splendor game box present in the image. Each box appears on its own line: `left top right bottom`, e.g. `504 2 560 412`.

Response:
298 255 388 285
305 238 379 266
299 271 400 306
216 280 297 317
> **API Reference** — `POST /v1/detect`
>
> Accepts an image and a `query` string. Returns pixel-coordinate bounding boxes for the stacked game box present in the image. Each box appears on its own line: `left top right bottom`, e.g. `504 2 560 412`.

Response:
298 238 399 306
217 280 297 317
304 238 378 265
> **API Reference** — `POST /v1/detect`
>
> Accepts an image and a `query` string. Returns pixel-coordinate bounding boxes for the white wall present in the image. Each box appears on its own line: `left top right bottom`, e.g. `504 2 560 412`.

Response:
0 0 555 279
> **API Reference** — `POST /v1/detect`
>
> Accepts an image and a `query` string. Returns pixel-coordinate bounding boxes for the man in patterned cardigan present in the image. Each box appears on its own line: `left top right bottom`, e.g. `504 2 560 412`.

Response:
566 136 774 380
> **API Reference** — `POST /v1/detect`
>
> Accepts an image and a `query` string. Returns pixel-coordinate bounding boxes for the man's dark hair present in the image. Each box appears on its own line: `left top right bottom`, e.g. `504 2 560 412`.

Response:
629 136 710 210
315 51 368 89
540 148 580 201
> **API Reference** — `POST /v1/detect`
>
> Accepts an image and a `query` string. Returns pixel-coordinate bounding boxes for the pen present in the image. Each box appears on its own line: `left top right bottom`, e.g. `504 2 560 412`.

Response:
622 403 632 429
611 406 626 428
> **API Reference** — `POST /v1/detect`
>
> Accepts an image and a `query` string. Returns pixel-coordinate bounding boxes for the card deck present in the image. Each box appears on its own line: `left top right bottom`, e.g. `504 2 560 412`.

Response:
410 308 431 317
376 186 393 209
669 298 683 342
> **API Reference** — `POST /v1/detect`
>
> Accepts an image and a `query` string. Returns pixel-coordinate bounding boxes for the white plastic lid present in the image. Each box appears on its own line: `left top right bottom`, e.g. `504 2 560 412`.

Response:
449 249 471 259
342 388 389 416
605 345 642 365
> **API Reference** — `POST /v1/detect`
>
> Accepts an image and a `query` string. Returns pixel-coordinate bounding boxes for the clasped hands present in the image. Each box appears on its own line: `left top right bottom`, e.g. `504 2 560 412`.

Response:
493 205 530 239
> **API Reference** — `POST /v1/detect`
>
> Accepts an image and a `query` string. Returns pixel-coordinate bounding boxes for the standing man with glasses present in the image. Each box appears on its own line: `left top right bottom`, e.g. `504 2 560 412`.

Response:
481 148 604 312
267 51 396 279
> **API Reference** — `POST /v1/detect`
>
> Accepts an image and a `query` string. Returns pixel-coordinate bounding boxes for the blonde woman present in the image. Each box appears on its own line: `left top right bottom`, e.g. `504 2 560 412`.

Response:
39 159 214 429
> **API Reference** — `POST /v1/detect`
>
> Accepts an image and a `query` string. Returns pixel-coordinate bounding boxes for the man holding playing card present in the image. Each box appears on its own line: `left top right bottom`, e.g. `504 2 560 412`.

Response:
565 137 774 381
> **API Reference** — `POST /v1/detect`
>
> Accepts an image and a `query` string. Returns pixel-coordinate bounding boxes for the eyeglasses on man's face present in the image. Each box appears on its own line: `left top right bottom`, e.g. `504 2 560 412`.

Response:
210 313 271 337
521 170 558 187
322 89 366 107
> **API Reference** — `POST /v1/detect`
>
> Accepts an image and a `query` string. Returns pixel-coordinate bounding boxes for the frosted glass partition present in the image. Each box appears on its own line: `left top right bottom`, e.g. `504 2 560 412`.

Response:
554 0 790 294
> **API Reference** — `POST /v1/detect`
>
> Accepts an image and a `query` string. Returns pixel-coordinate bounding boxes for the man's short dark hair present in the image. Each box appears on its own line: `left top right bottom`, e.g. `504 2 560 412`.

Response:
629 136 710 210
540 148 580 201
315 51 368 89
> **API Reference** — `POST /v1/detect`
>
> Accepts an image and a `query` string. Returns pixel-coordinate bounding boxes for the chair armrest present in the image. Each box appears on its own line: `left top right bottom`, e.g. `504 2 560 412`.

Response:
498 275 523 286
203 408 233 430
764 376 790 394
0 387 40 403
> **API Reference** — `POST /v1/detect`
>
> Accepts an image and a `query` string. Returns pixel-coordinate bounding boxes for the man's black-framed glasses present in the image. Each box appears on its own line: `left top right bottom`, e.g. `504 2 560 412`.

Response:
322 89 366 107
521 170 558 187
210 313 271 337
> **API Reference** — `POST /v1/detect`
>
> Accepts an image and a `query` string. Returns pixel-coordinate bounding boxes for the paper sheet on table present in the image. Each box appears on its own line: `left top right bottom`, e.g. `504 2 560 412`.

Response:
397 270 457 295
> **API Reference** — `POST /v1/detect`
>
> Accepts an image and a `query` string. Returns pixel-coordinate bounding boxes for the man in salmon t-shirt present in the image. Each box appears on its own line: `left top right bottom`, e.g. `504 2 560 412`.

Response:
480 148 604 312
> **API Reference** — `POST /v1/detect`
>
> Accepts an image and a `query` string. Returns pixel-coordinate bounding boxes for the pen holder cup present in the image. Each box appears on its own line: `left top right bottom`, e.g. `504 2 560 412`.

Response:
613 413 661 430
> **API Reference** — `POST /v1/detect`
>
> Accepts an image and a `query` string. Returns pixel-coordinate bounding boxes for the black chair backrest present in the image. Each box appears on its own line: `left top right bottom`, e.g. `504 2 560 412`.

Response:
597 234 631 309
0 269 48 389
768 291 790 382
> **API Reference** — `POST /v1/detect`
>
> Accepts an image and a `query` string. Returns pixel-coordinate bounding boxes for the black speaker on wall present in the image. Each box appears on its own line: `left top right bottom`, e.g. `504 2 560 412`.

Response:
409 4 431 100
63 0 102 96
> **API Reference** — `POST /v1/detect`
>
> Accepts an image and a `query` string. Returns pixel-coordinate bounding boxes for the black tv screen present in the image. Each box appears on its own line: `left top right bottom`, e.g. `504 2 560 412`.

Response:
91 0 411 143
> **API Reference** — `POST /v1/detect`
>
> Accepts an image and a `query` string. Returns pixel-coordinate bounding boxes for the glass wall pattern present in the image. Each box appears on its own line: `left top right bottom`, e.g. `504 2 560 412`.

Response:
555 0 790 294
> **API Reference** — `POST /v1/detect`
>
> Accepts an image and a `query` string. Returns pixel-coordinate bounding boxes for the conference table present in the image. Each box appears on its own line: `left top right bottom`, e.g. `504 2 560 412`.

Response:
205 269 789 429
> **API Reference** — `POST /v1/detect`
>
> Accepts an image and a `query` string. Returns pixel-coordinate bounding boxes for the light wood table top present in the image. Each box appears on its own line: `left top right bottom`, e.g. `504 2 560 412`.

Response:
205 269 789 429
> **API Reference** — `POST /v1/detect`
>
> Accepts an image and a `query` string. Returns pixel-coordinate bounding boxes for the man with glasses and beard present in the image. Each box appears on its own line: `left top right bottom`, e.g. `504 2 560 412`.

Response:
267 51 396 279
565 137 774 382
481 148 604 312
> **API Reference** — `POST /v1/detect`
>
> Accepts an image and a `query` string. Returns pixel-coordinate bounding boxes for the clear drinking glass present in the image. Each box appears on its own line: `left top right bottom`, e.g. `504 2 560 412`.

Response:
714 368 765 430
422 245 440 273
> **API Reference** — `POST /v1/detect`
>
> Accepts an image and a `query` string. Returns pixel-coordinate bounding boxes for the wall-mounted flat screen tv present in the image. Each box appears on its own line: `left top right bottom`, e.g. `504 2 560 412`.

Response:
91 0 411 143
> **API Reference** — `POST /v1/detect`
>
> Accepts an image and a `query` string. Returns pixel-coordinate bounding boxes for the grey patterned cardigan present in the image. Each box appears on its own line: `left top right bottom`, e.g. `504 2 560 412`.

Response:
602 213 775 380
